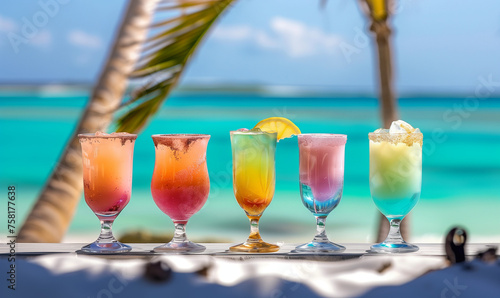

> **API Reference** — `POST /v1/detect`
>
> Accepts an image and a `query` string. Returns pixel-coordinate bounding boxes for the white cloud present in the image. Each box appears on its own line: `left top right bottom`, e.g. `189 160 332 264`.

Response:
0 15 17 32
212 16 341 58
31 30 52 48
68 30 102 49
254 31 277 49
270 17 339 57
0 17 52 50
211 25 252 41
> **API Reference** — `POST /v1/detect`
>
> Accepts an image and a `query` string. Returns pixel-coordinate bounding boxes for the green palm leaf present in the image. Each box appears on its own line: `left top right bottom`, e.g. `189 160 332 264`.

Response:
116 0 236 133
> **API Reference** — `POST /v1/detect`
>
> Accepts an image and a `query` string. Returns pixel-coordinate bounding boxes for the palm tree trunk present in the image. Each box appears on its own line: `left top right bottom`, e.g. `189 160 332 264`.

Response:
370 20 411 243
17 0 159 243
359 0 410 242
371 21 398 129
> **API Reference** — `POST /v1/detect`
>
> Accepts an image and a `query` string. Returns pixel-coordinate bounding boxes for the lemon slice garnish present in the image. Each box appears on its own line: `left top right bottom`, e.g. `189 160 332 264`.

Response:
253 117 301 141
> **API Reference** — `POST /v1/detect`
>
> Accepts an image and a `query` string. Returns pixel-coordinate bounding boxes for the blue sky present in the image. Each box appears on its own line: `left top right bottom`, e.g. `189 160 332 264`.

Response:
1 0 500 94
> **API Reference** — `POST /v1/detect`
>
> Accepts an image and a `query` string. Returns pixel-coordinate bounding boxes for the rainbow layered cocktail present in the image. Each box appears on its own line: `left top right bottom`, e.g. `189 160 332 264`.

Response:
230 129 278 253
229 117 301 253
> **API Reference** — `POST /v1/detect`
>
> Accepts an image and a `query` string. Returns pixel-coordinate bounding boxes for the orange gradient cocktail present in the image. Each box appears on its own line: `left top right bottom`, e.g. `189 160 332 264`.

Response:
151 134 210 253
79 132 137 253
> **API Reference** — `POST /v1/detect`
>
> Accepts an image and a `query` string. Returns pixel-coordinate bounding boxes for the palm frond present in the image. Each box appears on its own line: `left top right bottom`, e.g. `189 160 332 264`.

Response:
116 0 236 133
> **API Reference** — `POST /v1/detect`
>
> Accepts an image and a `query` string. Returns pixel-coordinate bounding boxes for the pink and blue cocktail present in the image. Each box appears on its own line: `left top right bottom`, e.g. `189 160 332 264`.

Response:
294 134 347 253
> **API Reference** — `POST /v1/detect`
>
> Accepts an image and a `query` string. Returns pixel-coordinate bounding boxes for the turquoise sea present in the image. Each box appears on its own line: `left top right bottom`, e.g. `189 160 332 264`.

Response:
1 90 500 243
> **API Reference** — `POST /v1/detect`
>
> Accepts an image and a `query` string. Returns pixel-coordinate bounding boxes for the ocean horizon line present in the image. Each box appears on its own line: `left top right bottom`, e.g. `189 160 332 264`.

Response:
1 83 500 100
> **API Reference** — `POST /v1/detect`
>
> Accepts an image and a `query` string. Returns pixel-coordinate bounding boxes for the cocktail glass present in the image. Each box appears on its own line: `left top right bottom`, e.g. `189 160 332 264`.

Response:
151 134 210 253
229 130 279 253
369 131 423 253
78 132 137 253
294 134 347 253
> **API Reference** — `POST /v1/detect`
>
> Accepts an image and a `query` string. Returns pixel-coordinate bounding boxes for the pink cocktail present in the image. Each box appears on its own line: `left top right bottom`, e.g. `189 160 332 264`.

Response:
295 133 347 253
79 132 137 253
300 136 345 204
151 134 210 253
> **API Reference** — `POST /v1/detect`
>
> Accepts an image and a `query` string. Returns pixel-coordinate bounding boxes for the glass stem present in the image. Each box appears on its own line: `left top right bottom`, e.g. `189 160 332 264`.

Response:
247 217 262 242
172 223 188 243
97 220 116 243
313 216 329 242
384 218 404 244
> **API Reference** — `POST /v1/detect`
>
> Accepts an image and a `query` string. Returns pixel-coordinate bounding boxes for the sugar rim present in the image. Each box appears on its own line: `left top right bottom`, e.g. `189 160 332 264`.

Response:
298 133 347 138
368 132 423 146
298 133 347 146
368 132 423 137
230 130 277 136
78 133 137 139
152 134 210 139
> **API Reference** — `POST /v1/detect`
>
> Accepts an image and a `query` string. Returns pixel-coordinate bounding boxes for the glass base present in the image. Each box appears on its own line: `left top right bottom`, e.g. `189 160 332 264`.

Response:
293 241 346 253
153 241 206 253
80 241 131 254
369 241 419 253
229 240 280 253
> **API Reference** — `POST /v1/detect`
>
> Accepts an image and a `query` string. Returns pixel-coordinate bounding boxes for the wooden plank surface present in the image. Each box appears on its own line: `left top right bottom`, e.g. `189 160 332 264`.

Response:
1 243 498 260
